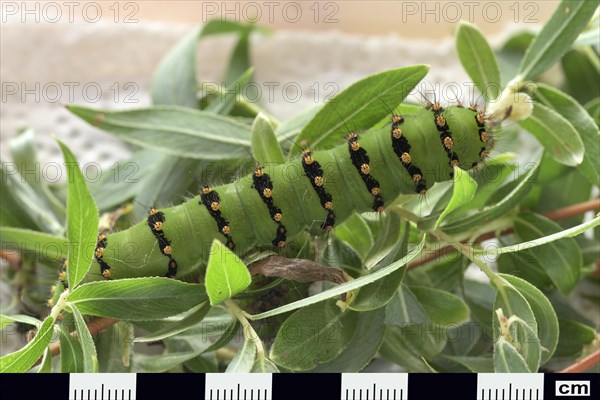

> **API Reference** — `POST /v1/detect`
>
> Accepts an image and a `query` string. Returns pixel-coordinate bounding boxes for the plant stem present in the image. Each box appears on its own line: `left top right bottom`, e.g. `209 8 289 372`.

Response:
407 199 600 270
560 349 600 373
225 299 266 370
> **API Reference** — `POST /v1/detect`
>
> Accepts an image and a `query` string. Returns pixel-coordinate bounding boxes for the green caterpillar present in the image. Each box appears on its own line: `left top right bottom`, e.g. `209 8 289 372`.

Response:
91 102 492 281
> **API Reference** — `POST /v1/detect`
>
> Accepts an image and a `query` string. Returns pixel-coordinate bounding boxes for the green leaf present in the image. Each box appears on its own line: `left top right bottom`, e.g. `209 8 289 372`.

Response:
269 301 359 370
252 357 280 373
37 347 53 373
247 237 425 320
205 240 252 306
206 67 254 115
499 274 558 364
497 250 554 291
435 165 477 229
437 355 494 373
56 139 98 289
225 337 256 372
151 27 200 108
350 268 403 312
385 283 430 326
562 47 600 105
58 327 83 372
67 105 251 160
251 112 285 165
134 302 211 343
481 214 600 256
333 213 374 263
131 156 198 220
202 320 240 354
436 162 539 234
293 65 430 154
364 210 405 270
514 212 582 295
493 284 541 372
585 97 600 125
9 129 65 221
519 103 584 166
531 84 600 186
555 319 597 358
0 316 54 373
311 308 385 372
518 0 598 80
455 22 501 101
0 227 68 261
410 286 469 325
0 314 41 330
380 324 447 371
68 278 207 320
134 352 198 372
494 337 530 372
68 304 98 372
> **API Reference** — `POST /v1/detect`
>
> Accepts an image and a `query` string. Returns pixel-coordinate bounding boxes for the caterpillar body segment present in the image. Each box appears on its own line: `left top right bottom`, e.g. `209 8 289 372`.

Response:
92 106 491 280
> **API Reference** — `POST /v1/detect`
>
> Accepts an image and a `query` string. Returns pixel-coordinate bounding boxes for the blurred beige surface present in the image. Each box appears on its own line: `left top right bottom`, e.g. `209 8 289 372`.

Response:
0 0 553 168
73 0 555 37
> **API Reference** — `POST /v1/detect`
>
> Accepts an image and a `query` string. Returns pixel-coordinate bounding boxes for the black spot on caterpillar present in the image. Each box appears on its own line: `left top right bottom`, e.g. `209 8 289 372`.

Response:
91 104 492 280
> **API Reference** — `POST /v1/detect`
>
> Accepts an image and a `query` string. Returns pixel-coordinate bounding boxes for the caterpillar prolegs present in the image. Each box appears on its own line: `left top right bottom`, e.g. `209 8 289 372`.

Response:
92 104 492 280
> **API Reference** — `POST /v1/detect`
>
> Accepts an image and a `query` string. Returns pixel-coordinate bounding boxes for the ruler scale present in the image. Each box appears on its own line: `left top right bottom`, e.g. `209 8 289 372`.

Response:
1 372 596 399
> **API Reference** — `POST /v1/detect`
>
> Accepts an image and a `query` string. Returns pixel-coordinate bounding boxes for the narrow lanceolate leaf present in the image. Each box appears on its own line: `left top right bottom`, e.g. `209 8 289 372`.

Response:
68 278 208 320
58 328 83 372
435 165 477 229
455 22 501 101
294 65 429 154
532 84 600 187
205 240 251 306
518 0 598 80
56 139 98 289
67 105 252 160
519 103 584 167
251 112 285 165
494 337 530 372
0 314 41 330
135 302 211 343
151 26 200 108
0 316 54 373
247 237 425 320
270 301 359 370
514 213 582 295
435 162 539 234
0 227 68 261
69 304 98 373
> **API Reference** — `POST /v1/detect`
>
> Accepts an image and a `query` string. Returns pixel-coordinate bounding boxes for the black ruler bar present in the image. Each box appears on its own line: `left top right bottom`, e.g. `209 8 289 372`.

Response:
1 372 599 399
410 373 478 400
273 373 340 400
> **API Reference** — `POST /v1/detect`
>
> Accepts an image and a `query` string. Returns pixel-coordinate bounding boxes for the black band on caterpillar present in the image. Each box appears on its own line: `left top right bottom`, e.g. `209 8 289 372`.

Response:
200 185 235 250
94 233 111 279
252 165 287 248
302 150 336 230
147 208 178 278
347 132 384 212
432 105 460 174
390 114 427 194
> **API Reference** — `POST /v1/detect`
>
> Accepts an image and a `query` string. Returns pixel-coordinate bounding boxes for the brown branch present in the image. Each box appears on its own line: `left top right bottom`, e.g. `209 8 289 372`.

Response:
407 199 600 270
560 349 600 373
